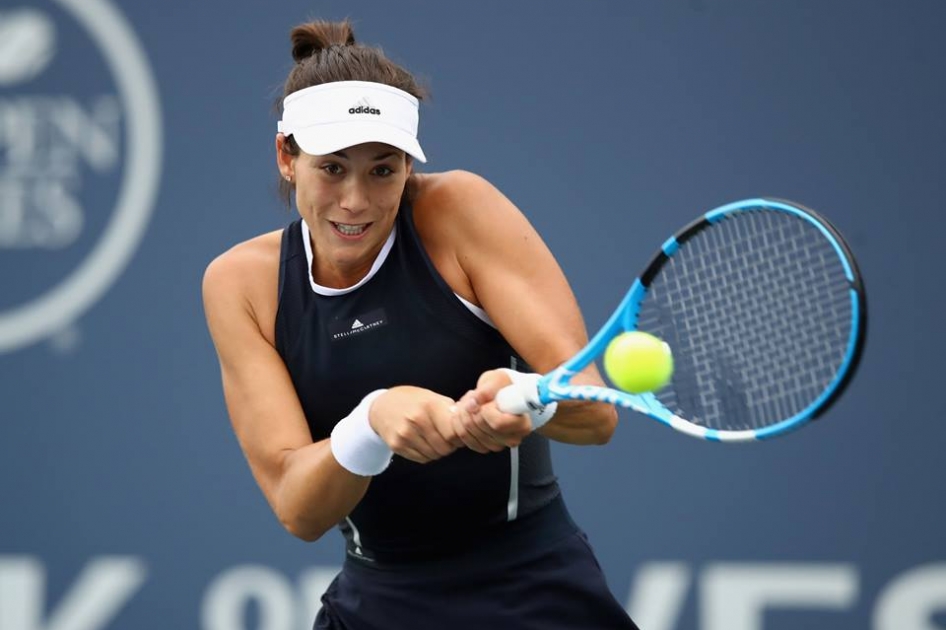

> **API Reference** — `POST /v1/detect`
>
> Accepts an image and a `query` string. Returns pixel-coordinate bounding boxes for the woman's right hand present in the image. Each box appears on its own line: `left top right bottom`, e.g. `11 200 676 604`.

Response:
369 386 464 464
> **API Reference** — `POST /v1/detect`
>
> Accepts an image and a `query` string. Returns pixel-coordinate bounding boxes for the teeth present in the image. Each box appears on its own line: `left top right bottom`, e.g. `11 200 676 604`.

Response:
333 222 367 236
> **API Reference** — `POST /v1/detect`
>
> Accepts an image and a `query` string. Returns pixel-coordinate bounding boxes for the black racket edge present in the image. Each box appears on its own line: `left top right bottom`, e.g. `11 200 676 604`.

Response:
636 197 868 422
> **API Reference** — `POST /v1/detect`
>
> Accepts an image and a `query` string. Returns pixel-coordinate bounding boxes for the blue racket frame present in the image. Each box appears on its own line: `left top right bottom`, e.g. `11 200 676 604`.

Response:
533 198 867 442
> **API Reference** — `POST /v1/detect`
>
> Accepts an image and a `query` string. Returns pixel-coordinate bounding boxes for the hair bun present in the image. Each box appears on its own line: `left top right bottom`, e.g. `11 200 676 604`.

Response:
290 20 356 63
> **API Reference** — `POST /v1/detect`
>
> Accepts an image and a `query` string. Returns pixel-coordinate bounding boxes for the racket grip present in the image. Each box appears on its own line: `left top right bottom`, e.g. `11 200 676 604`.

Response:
495 371 542 415
495 385 532 414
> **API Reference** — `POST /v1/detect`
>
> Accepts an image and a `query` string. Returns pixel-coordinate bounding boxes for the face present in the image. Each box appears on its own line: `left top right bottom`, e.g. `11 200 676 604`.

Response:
277 137 412 288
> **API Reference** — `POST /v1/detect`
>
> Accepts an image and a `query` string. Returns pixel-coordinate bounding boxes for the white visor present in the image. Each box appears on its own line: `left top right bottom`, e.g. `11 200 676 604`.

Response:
278 80 426 163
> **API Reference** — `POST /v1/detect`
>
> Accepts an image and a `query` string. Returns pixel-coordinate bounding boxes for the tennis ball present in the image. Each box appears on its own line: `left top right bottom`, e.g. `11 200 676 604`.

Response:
603 331 674 394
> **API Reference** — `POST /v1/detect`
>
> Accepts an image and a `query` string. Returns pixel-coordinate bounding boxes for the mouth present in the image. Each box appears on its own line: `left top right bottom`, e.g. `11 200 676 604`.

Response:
330 221 371 238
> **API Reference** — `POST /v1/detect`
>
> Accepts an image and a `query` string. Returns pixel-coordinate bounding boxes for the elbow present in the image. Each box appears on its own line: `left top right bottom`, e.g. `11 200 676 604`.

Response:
288 528 323 543
591 405 619 445
275 497 331 542
280 512 329 542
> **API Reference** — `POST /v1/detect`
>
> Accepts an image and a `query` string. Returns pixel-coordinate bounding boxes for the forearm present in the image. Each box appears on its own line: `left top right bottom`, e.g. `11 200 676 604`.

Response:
538 400 618 445
532 369 618 445
273 440 370 541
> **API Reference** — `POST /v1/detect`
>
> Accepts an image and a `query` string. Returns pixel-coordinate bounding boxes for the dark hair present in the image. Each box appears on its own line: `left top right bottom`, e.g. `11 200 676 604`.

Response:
277 19 427 203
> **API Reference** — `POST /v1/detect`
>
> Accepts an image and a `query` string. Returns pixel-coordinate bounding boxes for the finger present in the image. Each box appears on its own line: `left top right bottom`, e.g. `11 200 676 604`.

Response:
417 426 456 458
457 390 481 413
460 404 510 452
447 403 480 450
428 397 466 450
451 417 490 453
408 409 457 459
388 425 443 462
449 403 493 454
390 443 432 463
474 369 515 401
389 444 431 464
453 391 506 451
469 423 507 452
479 402 530 446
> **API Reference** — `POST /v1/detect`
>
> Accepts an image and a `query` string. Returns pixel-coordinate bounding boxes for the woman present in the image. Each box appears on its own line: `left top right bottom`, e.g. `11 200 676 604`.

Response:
203 19 639 630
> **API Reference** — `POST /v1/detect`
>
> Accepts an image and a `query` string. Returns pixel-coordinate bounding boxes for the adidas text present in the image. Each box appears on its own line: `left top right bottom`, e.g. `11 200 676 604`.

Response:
349 106 381 115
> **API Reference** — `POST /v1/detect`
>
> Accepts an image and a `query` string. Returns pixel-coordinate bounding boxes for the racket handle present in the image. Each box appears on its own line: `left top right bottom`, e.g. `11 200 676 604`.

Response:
495 385 531 414
495 371 542 415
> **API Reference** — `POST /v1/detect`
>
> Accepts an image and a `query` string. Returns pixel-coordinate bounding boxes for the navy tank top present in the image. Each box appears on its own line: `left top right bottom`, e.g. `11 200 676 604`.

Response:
275 199 561 564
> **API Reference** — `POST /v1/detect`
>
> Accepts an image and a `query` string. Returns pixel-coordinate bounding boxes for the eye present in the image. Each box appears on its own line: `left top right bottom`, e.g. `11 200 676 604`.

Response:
320 163 344 176
372 165 395 177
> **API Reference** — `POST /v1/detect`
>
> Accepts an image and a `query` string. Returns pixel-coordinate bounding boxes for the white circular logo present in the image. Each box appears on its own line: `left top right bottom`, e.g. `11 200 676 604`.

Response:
0 9 56 85
0 0 162 353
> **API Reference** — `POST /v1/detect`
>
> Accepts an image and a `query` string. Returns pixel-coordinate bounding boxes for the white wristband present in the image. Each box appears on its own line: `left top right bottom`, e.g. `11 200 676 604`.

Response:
330 389 393 476
498 369 558 431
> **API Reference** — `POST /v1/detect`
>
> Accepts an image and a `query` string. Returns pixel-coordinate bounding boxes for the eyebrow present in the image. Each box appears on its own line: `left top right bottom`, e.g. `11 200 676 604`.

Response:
331 150 401 161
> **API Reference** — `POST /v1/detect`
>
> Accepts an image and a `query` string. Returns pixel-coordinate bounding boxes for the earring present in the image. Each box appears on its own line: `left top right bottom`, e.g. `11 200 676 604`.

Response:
285 175 292 182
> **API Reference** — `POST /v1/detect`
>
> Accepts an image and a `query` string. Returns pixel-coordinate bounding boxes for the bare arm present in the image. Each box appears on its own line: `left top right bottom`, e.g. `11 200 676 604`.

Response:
419 171 618 445
202 246 368 542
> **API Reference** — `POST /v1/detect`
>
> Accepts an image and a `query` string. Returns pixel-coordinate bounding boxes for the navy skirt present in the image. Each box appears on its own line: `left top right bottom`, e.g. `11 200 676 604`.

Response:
314 499 639 630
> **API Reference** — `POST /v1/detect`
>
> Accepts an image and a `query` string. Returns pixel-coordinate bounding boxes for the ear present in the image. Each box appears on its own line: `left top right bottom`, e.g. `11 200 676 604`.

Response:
275 134 295 181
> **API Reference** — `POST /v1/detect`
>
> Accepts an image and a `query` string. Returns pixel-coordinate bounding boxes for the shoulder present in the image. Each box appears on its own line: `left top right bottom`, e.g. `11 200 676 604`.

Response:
407 170 550 306
203 229 283 290
411 170 518 240
202 229 284 322
412 169 537 245
404 171 509 301
413 170 506 214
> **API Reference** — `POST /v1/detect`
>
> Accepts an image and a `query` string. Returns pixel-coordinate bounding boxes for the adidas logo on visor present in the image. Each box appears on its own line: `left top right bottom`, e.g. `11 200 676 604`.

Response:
349 97 381 115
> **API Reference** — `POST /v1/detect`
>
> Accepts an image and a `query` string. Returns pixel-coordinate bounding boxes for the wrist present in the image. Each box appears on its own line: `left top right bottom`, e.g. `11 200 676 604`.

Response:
330 389 392 476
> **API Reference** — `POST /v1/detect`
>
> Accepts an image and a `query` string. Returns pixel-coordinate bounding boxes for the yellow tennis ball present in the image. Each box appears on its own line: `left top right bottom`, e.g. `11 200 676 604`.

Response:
603 331 674 394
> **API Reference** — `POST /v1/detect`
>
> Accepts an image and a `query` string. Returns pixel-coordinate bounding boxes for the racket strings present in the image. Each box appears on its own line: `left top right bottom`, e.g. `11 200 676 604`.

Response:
638 210 854 431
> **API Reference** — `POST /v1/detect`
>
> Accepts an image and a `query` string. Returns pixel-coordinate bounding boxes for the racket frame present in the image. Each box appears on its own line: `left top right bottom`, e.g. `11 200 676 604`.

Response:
532 198 867 442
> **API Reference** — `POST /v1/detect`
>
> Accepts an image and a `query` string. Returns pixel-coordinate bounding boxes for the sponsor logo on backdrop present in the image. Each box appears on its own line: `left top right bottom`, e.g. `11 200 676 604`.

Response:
0 0 162 354
0 557 943 629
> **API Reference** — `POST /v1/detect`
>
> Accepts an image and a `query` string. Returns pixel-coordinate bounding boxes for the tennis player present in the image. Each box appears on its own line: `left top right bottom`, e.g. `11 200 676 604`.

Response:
203 19 639 629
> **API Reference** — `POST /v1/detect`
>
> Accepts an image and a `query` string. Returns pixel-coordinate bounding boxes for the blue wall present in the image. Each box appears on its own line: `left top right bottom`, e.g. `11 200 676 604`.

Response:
2 1 945 628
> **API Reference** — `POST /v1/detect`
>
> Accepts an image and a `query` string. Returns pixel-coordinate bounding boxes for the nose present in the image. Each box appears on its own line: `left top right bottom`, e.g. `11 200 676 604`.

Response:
339 178 370 214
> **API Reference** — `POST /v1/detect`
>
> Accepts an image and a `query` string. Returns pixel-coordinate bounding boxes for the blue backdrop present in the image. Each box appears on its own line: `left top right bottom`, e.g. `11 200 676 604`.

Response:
2 1 945 629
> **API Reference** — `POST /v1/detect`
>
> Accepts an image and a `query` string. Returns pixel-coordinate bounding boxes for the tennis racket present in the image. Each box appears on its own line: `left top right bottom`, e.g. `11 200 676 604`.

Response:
496 198 867 442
